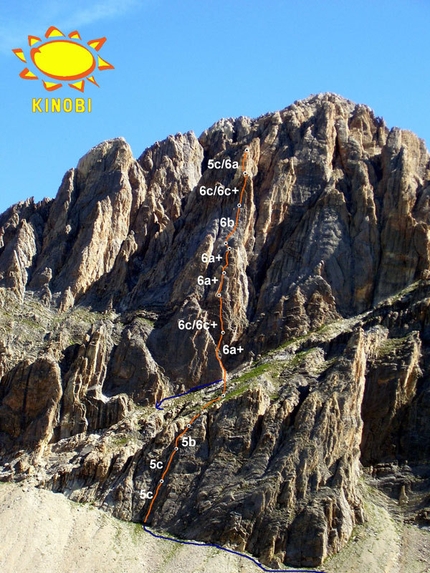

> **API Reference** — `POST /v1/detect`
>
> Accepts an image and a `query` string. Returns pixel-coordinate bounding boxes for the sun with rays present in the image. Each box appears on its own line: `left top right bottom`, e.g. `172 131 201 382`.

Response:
12 26 114 92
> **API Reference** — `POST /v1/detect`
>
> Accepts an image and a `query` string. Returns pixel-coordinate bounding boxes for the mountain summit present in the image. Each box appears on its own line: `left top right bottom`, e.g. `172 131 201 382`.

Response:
0 93 430 569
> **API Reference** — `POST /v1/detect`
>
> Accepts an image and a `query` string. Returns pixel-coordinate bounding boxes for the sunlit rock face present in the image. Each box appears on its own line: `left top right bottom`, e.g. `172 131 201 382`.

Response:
1 93 430 568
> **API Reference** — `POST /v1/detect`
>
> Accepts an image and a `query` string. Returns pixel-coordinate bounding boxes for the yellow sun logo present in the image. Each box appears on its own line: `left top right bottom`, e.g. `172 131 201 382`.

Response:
12 26 114 92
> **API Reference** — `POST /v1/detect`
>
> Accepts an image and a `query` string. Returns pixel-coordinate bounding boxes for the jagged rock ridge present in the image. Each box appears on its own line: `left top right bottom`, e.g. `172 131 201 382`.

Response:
0 93 430 568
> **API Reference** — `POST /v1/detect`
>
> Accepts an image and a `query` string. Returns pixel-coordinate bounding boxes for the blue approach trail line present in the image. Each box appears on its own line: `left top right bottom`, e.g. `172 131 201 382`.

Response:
155 379 223 410
145 149 323 573
143 525 325 573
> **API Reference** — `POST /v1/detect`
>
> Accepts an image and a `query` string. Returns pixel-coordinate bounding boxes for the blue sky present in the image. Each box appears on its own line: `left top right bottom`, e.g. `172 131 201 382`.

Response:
1 0 430 214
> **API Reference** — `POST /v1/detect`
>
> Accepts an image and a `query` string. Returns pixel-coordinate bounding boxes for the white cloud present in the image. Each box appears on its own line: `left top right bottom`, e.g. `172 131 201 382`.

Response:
51 0 141 29
0 0 142 55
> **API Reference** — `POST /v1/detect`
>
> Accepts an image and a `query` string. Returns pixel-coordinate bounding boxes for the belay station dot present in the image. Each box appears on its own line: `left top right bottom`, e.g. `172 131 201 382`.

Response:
141 141 253 552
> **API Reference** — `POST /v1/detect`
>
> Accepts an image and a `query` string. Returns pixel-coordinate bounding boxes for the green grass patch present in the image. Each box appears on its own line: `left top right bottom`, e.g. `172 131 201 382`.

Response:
283 348 313 369
386 280 420 304
235 362 274 383
376 334 412 358
225 360 286 401
110 435 130 448
134 316 155 328
130 521 144 544
278 333 309 349
225 379 256 400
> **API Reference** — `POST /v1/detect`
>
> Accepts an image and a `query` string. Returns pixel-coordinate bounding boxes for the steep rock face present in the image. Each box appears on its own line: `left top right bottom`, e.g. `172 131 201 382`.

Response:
0 355 61 450
105 317 167 405
2 283 427 568
0 94 430 568
149 331 367 567
0 198 51 298
360 330 422 465
29 139 137 307
57 323 131 439
360 285 430 466
1 94 429 384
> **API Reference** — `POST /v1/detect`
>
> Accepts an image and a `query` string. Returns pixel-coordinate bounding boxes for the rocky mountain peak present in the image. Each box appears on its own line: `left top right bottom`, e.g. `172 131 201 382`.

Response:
1 94 430 569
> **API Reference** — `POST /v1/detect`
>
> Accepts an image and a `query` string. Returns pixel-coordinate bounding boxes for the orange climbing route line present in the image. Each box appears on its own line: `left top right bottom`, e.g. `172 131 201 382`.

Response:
144 148 249 525
215 151 249 392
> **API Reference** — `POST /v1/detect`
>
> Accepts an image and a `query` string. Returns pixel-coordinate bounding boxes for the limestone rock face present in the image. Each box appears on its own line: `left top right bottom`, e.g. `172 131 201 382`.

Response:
0 356 61 450
105 318 167 405
0 198 51 298
1 93 430 568
2 95 429 360
29 138 137 301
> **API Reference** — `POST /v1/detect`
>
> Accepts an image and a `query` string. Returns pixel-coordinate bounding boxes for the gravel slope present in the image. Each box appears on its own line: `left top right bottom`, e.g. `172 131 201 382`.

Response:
0 483 246 573
0 483 429 573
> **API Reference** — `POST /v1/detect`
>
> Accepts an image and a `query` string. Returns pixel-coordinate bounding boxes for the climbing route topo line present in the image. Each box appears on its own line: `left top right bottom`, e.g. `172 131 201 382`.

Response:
142 147 324 573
